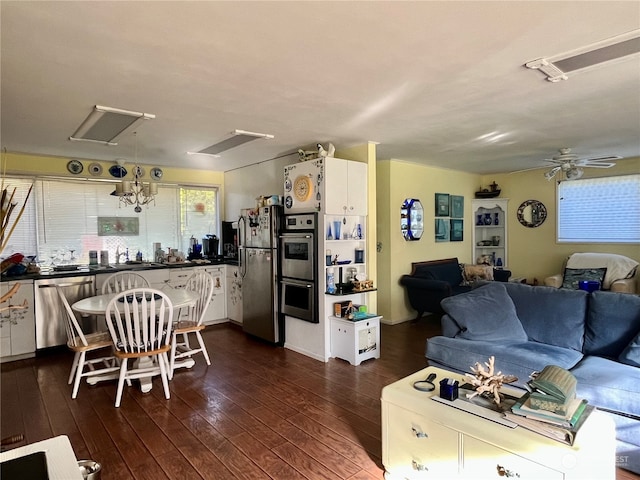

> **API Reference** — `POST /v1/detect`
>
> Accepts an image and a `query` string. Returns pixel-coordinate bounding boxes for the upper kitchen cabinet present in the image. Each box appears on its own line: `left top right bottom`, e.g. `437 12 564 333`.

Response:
322 158 367 216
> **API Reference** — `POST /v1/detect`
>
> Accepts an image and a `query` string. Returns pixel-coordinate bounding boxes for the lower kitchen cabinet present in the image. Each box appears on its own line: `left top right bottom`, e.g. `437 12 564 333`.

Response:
225 265 242 323
0 280 35 362
197 266 226 325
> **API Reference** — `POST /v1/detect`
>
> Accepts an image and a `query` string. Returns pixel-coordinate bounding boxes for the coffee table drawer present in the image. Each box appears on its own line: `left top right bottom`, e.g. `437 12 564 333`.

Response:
384 405 460 478
463 434 563 479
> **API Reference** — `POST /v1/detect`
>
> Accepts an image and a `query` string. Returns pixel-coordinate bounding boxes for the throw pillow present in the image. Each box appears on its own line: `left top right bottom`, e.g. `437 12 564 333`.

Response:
441 282 528 342
561 267 607 290
619 331 640 367
461 264 494 285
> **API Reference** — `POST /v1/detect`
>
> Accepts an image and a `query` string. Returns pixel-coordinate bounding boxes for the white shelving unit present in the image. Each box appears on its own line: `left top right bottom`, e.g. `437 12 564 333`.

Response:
472 198 509 268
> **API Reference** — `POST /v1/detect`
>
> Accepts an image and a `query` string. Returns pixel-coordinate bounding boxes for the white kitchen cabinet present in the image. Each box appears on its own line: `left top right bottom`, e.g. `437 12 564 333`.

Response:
472 198 508 268
382 367 616 480
0 280 36 362
322 157 367 216
196 266 226 325
225 265 242 323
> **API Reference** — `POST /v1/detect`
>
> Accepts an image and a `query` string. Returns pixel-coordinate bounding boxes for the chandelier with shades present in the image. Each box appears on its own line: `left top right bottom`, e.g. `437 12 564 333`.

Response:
112 133 158 213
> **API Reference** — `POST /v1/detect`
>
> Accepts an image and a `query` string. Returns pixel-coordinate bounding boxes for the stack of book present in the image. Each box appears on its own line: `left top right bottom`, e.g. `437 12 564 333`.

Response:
504 365 594 445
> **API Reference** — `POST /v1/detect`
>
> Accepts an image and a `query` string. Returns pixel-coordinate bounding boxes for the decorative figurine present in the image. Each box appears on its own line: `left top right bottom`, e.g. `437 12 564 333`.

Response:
465 356 517 406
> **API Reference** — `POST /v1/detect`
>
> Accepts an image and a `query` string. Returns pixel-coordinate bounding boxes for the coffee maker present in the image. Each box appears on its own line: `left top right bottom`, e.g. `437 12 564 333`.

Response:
202 234 220 259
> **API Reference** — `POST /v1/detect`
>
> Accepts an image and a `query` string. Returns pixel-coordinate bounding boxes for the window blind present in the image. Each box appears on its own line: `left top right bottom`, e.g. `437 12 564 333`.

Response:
1 178 37 257
557 174 640 243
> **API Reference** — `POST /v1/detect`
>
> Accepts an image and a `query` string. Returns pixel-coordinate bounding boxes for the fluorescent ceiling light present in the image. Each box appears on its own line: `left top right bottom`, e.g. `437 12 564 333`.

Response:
193 129 274 156
69 105 155 145
525 30 640 82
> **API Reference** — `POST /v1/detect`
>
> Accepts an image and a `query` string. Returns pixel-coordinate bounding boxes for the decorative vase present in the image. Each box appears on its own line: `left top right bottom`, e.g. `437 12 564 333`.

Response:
476 214 484 226
484 213 493 225
494 213 500 225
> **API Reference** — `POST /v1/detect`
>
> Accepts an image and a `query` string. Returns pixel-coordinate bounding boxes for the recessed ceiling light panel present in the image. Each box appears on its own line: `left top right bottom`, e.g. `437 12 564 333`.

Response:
192 129 274 156
525 29 640 82
69 105 155 145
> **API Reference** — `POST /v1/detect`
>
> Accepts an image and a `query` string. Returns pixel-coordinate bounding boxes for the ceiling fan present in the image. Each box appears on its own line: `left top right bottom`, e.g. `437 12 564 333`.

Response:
515 148 620 180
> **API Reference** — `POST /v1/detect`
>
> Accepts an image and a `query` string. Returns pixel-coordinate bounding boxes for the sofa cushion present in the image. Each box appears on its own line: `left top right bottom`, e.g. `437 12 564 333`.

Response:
426 336 584 389
571 355 640 418
567 252 639 290
584 290 640 357
440 283 527 342
619 331 640 367
561 267 607 290
501 282 587 351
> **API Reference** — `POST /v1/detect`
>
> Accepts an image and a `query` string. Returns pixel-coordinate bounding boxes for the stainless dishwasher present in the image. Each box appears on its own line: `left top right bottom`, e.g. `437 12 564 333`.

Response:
34 275 97 349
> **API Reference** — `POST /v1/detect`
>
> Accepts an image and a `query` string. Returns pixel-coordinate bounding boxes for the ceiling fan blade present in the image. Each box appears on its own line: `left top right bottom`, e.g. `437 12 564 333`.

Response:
508 165 549 174
582 162 616 168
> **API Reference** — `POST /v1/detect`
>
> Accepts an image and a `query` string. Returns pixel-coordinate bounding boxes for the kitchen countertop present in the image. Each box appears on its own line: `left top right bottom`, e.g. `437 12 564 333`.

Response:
1 257 239 282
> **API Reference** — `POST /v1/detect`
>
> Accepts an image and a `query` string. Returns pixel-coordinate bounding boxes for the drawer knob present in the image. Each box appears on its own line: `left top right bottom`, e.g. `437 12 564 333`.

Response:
411 427 428 438
497 465 520 478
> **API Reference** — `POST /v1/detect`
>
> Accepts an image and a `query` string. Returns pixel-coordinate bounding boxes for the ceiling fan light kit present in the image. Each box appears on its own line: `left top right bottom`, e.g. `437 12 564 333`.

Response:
540 148 619 181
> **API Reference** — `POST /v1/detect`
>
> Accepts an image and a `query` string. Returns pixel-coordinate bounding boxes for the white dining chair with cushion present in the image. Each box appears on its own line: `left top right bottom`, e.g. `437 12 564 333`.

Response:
169 271 214 379
105 288 174 407
55 285 119 399
101 271 150 294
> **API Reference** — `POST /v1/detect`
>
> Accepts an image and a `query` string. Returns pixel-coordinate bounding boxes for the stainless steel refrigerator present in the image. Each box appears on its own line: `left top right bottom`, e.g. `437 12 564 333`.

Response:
238 205 283 344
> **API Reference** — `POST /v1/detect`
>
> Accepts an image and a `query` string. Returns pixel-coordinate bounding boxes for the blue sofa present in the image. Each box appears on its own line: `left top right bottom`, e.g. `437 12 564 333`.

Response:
426 282 640 474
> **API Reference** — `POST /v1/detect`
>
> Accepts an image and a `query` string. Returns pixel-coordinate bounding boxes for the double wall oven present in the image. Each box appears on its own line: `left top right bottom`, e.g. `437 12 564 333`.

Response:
280 213 318 323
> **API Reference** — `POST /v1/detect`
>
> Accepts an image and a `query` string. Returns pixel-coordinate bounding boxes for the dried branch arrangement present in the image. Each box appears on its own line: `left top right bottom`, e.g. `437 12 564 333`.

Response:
465 355 518 406
1 149 33 306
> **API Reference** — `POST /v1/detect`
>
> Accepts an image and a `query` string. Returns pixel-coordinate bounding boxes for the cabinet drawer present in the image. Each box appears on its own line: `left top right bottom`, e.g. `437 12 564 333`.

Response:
384 405 460 478
462 435 562 479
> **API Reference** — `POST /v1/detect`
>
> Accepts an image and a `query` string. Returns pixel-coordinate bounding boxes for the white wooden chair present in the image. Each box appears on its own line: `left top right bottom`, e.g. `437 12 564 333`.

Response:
169 271 214 379
55 285 119 399
101 272 149 294
105 288 174 407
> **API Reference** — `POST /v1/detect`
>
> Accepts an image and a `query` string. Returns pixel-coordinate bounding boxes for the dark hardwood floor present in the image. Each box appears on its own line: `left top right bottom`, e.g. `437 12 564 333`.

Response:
2 317 638 479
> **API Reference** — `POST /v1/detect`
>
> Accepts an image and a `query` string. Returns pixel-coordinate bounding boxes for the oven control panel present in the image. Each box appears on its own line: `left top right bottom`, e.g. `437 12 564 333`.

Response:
284 213 316 231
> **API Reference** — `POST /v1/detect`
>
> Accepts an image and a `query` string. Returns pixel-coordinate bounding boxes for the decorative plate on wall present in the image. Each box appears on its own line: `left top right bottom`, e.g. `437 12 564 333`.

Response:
109 164 127 178
67 160 83 174
88 163 103 176
150 167 163 180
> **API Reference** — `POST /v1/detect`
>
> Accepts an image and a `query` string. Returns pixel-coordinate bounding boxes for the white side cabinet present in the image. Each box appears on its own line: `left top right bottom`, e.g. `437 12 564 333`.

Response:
322 157 367 216
382 367 615 480
472 198 508 268
0 280 35 362
225 265 242 323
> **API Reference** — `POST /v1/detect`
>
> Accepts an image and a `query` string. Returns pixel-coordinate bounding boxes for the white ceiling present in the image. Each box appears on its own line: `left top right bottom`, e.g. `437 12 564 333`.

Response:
2 1 639 174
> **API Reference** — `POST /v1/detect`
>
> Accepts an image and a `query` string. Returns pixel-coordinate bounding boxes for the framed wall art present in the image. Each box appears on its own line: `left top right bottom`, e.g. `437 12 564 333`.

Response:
435 193 450 216
450 195 464 218
450 219 463 241
435 218 450 242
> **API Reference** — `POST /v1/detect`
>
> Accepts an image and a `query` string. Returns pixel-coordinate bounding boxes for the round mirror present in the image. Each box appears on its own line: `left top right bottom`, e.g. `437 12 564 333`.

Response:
517 200 547 228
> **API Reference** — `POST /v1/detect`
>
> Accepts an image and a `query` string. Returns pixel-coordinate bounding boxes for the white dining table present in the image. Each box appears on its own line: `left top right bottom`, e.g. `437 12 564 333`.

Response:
72 288 198 393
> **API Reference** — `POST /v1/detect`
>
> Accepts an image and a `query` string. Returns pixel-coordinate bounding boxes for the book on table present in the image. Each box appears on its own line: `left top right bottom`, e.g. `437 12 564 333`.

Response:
527 365 577 415
511 392 589 428
504 403 595 446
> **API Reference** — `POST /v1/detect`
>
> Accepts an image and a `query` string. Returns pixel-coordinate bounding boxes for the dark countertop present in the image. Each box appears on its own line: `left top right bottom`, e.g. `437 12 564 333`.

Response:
1 258 239 282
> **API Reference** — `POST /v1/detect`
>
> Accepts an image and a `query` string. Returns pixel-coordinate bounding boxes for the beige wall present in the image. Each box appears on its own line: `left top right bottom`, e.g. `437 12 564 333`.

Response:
377 159 481 324
484 157 640 286
3 151 226 219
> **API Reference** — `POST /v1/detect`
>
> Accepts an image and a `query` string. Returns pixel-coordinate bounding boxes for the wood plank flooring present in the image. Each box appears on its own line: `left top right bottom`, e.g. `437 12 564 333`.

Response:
2 317 638 480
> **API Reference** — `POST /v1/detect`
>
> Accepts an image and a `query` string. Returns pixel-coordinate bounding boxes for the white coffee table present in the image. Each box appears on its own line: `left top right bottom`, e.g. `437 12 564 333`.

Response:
0 435 83 479
381 366 615 479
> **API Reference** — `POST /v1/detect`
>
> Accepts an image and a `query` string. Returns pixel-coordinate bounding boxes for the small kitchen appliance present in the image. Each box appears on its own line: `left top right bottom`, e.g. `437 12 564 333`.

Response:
202 234 220 259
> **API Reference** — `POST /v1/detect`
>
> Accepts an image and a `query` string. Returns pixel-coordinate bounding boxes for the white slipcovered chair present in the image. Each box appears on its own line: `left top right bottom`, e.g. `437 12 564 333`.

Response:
544 253 639 293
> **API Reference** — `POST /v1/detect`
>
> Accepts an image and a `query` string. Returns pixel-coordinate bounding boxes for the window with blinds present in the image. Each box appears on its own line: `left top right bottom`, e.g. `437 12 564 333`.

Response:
1 178 37 257
1 177 217 265
557 174 640 243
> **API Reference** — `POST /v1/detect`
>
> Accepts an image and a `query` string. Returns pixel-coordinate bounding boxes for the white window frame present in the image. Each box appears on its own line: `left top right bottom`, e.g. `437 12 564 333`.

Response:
557 174 640 243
